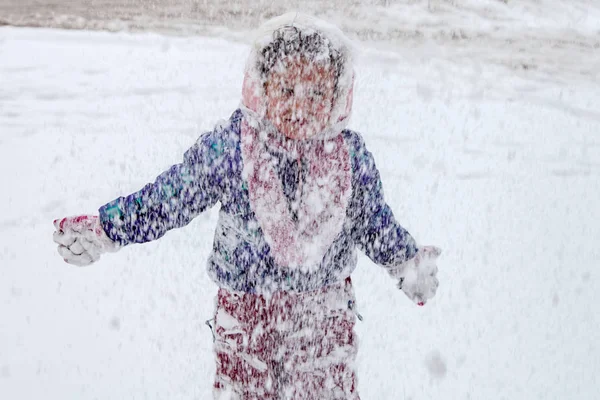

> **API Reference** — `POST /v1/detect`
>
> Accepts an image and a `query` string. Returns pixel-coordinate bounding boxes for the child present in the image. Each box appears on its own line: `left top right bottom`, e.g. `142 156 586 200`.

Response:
53 13 441 400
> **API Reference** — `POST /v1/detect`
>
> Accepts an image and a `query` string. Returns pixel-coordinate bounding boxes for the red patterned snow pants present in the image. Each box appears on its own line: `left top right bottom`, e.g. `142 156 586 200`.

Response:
211 278 360 400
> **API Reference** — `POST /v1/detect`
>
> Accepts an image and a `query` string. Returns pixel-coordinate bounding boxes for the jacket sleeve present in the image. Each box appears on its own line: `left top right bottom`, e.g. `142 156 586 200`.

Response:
348 132 419 274
98 130 226 246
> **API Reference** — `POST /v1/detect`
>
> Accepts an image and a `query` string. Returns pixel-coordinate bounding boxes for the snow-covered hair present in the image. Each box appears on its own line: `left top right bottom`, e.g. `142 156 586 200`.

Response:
257 26 346 93
241 12 355 140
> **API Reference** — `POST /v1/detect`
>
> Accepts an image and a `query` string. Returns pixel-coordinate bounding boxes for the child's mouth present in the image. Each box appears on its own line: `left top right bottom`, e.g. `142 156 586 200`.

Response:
285 118 307 127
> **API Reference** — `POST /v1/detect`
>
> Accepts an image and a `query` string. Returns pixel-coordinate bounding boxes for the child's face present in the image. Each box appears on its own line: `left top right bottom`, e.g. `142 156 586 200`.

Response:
264 56 336 139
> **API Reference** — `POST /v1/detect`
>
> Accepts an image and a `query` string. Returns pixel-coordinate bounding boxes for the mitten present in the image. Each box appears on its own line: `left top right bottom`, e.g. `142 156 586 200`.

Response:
53 215 120 266
396 246 441 306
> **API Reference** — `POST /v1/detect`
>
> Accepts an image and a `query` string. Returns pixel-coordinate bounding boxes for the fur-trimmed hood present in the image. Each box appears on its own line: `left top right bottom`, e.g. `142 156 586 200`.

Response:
241 12 355 140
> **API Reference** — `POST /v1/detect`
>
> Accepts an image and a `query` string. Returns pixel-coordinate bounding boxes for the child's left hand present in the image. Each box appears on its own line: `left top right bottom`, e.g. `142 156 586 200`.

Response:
397 246 441 306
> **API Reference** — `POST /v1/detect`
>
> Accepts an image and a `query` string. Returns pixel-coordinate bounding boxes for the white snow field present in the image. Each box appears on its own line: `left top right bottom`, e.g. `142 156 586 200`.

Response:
1 2 600 399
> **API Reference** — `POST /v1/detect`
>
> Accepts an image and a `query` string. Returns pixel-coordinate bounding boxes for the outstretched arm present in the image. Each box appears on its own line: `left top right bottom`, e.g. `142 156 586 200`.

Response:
348 132 440 305
99 132 224 246
54 129 228 265
349 133 418 267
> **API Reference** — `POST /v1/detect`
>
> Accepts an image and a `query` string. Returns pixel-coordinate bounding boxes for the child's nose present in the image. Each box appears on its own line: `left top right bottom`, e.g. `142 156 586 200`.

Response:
292 96 313 116
292 92 312 107
291 100 304 119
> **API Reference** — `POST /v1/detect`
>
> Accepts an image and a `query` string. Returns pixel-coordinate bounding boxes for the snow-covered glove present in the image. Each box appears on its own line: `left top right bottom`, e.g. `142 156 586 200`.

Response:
396 246 441 306
53 215 120 266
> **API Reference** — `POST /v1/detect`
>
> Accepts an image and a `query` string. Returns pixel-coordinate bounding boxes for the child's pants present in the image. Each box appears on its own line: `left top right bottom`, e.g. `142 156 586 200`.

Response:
212 278 360 400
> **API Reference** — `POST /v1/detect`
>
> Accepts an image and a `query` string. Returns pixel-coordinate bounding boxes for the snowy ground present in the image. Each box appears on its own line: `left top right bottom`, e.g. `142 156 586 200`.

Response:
1 3 600 399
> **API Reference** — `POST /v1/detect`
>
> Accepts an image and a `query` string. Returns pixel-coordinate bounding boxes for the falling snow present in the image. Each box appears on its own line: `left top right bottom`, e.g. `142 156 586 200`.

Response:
1 1 600 399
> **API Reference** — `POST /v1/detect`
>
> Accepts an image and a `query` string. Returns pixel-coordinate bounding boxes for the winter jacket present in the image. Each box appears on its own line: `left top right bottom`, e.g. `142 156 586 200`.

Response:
98 109 417 294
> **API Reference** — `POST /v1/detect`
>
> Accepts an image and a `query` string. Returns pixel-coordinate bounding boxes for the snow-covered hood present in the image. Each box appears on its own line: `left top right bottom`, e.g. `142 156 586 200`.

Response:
241 12 355 140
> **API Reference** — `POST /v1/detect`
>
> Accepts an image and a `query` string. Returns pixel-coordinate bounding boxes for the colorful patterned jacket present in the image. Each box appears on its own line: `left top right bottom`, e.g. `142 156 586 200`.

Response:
99 109 418 294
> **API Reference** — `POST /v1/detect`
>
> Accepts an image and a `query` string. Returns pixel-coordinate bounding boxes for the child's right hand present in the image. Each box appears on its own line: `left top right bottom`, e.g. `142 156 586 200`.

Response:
53 215 120 266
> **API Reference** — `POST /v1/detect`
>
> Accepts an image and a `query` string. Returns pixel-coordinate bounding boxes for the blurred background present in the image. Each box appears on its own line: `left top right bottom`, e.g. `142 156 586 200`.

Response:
1 0 597 40
2 0 598 80
2 0 416 35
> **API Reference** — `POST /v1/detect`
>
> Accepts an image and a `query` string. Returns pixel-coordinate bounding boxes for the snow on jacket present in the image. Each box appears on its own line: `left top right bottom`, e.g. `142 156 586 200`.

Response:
98 110 417 294
98 13 418 294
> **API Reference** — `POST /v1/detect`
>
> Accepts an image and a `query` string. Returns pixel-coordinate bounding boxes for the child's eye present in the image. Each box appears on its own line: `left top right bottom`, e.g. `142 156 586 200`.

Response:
282 88 294 96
